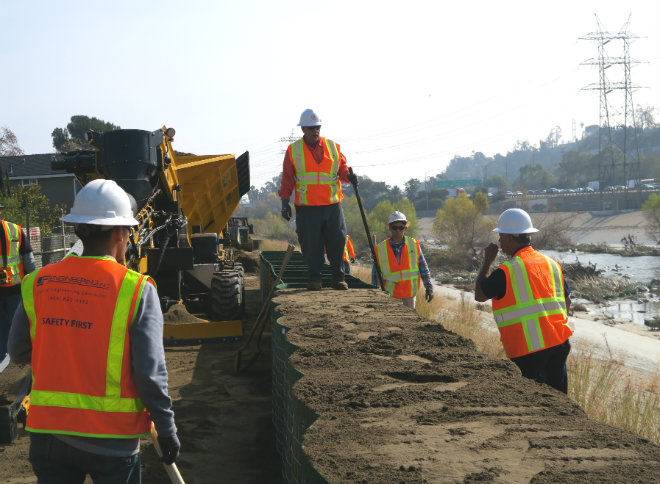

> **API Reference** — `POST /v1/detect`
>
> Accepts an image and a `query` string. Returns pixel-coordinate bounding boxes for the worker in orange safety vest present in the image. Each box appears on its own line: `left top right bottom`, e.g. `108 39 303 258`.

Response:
279 108 358 291
0 201 35 369
475 208 573 393
9 179 179 483
373 211 434 309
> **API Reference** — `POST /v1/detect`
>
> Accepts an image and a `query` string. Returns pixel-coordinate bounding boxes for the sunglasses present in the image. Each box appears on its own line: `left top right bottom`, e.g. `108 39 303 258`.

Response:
304 126 321 130
390 225 407 231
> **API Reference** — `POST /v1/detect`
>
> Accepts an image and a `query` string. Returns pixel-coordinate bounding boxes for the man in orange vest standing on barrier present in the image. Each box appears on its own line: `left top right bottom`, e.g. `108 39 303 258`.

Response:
279 108 358 291
0 201 35 371
373 211 434 308
9 179 179 483
475 208 573 393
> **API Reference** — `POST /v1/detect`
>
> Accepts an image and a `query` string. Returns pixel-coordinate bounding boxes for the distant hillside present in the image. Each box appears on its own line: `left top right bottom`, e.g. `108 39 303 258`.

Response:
438 124 660 189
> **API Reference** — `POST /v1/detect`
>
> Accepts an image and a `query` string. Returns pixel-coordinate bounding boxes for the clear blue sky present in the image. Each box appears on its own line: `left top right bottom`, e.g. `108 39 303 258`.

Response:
1 0 658 189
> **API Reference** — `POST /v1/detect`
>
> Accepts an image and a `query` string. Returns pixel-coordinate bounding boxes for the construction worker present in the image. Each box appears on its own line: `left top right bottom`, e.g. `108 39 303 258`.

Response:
279 108 358 291
343 234 356 275
8 179 179 483
373 211 434 308
475 208 573 394
0 200 35 370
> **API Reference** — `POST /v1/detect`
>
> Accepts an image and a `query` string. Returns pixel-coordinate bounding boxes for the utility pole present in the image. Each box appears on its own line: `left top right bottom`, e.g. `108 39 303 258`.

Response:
580 14 645 210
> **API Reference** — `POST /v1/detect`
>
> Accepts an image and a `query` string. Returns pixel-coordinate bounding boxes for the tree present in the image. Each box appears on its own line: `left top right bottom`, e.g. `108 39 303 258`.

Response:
517 164 555 190
0 127 24 156
404 178 421 201
484 175 507 190
51 115 120 151
642 193 660 244
432 192 494 262
0 185 64 235
637 105 658 130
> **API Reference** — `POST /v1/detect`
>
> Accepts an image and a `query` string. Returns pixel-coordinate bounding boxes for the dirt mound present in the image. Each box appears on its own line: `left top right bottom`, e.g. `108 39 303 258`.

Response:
273 288 660 484
163 303 206 324
237 249 261 273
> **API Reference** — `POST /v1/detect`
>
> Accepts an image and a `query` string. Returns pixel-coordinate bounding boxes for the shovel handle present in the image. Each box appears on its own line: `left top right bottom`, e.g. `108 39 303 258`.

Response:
349 167 385 290
150 424 185 484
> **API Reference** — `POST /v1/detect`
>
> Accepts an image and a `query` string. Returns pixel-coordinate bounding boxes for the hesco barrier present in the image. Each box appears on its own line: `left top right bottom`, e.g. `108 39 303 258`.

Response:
261 250 373 483
260 251 660 484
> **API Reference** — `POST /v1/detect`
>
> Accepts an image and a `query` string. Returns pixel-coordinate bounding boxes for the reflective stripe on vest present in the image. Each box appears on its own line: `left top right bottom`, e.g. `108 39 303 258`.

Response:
1 220 24 286
21 256 152 438
376 236 420 298
290 138 341 205
491 248 571 358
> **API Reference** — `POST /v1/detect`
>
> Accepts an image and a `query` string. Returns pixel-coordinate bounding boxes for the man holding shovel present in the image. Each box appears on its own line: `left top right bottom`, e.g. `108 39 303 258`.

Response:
279 108 358 290
9 180 179 483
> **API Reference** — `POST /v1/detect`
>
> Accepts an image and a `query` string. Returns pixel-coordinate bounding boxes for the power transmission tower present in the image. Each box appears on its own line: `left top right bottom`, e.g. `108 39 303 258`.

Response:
580 14 645 208
278 129 298 154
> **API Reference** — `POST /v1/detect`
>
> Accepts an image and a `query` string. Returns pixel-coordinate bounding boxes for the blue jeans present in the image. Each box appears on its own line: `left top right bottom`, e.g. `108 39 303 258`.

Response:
29 433 141 484
510 339 571 394
0 292 22 358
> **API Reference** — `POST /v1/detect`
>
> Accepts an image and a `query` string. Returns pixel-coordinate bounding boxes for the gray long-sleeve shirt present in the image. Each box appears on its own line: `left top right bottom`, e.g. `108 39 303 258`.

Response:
9 278 176 456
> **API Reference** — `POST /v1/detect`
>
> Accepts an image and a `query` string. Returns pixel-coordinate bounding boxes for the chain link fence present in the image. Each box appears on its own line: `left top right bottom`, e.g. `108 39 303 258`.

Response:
28 225 77 269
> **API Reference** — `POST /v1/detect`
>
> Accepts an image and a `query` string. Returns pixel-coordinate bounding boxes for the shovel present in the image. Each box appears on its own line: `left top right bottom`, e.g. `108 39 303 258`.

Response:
234 244 295 374
349 167 384 290
150 424 185 484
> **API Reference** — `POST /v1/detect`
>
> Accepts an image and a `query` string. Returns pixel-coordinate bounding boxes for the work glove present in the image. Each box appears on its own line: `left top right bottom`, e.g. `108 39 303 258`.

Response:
350 258 356 263
158 434 181 465
425 291 434 303
347 167 358 187
281 199 292 221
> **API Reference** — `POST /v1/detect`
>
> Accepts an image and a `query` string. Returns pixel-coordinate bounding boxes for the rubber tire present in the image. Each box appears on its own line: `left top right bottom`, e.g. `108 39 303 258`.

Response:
211 270 243 321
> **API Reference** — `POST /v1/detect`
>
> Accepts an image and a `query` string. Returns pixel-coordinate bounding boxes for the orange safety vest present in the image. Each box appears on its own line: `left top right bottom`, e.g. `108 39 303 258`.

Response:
288 137 343 206
491 246 573 359
21 255 153 438
343 235 356 263
375 236 420 299
1 220 25 287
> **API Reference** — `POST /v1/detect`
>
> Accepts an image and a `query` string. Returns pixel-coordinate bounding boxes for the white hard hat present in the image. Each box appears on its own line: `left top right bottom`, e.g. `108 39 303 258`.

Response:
388 211 407 225
298 109 322 127
493 208 538 234
61 179 139 226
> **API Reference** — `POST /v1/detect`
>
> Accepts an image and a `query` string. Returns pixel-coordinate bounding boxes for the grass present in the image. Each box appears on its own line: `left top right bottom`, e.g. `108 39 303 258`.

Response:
414 288 660 445
257 239 295 252
570 275 640 303
568 343 660 445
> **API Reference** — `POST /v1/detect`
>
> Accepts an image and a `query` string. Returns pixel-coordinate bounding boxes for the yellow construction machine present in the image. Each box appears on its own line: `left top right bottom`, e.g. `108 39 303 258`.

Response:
52 126 253 342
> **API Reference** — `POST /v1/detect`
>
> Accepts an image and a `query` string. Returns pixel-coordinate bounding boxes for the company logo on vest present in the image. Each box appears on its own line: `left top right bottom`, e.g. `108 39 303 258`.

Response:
36 275 110 290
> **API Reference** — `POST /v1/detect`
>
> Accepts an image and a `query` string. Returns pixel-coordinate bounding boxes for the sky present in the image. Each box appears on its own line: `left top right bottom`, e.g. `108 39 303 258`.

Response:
1 0 658 190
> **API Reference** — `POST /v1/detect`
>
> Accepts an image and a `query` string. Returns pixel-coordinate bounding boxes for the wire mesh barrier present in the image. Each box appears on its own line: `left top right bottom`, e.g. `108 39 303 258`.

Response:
28 226 77 269
261 250 373 483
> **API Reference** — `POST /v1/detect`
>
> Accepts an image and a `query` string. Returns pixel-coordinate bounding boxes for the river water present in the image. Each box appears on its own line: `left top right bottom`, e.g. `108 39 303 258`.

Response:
543 249 660 326
542 249 660 284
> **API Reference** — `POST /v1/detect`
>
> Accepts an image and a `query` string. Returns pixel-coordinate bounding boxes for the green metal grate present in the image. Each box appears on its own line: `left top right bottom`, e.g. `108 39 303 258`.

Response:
260 250 375 289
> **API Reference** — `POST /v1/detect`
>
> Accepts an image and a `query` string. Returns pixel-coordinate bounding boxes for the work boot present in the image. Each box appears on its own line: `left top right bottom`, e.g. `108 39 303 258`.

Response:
331 274 349 290
307 274 322 291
